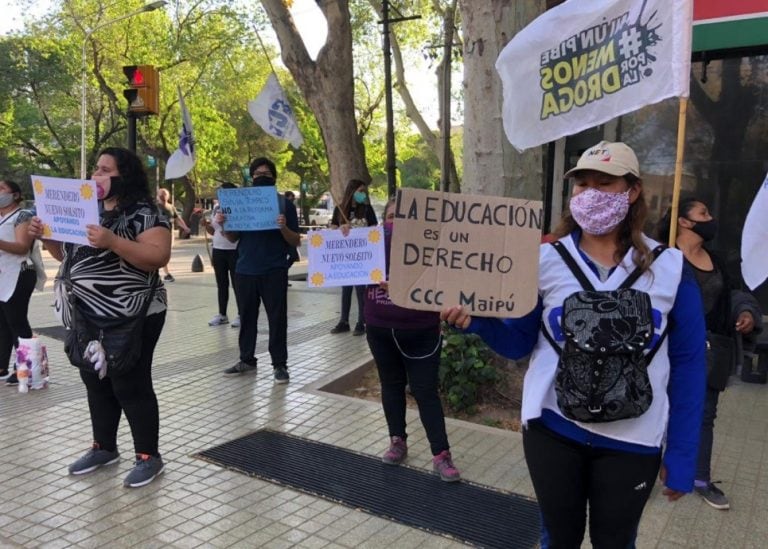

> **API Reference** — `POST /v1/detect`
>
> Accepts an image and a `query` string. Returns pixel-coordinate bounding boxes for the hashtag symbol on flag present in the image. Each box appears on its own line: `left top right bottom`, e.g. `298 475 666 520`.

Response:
618 27 643 59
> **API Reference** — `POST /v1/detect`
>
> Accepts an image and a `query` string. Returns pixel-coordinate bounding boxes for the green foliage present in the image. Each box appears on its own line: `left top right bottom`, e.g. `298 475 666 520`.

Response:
439 327 497 413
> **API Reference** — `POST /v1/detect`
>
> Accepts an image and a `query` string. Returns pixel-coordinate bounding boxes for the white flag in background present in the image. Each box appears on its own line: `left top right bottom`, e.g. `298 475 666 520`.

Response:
165 87 196 180
496 0 693 151
248 73 304 149
741 172 768 290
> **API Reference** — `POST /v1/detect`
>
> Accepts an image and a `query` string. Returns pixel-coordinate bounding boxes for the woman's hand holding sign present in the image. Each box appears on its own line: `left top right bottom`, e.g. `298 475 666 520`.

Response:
440 305 473 330
85 224 116 250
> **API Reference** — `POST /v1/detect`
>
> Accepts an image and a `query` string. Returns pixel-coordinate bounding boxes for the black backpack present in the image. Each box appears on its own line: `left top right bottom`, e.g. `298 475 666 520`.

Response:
542 241 668 423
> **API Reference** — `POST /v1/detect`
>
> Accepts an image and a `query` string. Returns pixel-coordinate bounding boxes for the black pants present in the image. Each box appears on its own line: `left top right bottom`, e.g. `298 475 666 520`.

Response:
366 325 448 455
212 248 239 317
0 269 35 370
80 311 165 456
523 420 660 549
695 387 720 482
339 285 365 326
236 270 288 368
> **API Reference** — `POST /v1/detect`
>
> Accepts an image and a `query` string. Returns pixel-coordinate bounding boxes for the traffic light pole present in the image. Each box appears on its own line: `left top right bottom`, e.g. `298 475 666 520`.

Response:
127 114 137 153
379 0 420 199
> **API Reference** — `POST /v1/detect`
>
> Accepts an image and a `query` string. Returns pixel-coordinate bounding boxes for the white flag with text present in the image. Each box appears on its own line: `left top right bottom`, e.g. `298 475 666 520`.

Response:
248 73 304 149
741 173 768 290
496 0 693 151
165 87 196 180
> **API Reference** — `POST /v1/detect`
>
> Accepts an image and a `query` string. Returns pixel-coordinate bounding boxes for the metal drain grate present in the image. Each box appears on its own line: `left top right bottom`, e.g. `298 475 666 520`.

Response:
197 429 540 548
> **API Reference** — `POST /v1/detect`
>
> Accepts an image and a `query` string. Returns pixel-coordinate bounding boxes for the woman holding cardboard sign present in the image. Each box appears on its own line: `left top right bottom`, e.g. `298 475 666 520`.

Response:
366 199 460 481
442 141 707 547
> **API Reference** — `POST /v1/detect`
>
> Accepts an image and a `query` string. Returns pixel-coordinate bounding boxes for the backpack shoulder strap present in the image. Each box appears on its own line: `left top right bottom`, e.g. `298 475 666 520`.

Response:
549 240 595 291
618 245 667 289
541 321 562 356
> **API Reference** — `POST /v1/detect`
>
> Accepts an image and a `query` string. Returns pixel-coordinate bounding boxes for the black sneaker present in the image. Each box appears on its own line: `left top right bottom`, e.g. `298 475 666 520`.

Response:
353 323 365 336
330 322 350 334
695 482 730 510
223 360 257 376
5 373 18 386
274 367 290 384
163 274 175 282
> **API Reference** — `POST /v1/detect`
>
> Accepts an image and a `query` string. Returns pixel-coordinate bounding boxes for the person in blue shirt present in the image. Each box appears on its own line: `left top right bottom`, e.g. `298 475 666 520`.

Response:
215 157 300 384
442 141 706 548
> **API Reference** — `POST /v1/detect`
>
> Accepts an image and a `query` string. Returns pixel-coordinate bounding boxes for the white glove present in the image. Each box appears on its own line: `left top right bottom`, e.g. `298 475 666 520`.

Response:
84 340 107 379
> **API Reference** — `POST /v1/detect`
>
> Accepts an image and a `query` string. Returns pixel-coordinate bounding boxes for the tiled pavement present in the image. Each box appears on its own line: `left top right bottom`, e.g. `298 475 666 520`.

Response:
1 237 767 548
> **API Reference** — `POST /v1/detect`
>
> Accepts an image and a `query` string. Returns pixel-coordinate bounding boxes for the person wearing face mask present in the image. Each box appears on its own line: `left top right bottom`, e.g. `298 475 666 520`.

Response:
29 147 172 488
329 179 378 336
0 180 35 385
658 197 762 510
364 199 460 481
215 157 300 384
442 141 707 547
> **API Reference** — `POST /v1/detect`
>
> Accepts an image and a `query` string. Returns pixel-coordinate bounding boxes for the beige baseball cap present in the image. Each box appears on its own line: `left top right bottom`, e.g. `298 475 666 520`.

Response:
563 141 640 178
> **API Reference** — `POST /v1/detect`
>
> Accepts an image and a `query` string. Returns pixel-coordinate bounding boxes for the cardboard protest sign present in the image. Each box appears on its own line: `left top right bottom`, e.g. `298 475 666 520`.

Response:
217 187 280 231
388 188 541 318
31 176 99 246
306 226 386 288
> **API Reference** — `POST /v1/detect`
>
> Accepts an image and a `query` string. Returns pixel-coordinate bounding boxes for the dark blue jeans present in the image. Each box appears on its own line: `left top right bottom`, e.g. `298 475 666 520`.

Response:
236 270 288 368
365 325 448 455
339 285 365 326
695 387 720 482
212 248 239 318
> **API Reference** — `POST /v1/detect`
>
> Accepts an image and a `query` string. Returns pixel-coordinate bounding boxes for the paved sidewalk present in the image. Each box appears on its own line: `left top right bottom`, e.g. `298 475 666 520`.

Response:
1 237 767 548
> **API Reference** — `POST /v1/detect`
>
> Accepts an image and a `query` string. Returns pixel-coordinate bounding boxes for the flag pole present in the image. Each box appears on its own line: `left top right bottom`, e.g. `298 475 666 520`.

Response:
667 96 689 247
253 26 278 79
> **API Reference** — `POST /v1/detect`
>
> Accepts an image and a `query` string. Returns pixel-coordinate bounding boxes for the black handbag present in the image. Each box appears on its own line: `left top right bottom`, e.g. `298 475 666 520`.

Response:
706 332 735 392
64 283 157 377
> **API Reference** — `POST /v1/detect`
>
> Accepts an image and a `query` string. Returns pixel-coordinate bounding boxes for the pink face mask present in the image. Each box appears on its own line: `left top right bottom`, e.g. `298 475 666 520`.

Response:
569 187 631 235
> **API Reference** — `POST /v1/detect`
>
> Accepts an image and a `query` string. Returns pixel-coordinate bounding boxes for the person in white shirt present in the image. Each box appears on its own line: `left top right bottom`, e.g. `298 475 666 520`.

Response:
202 183 240 327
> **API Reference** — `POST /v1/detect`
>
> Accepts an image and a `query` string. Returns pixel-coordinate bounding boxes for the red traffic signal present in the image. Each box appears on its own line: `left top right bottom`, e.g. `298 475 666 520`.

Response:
124 66 145 86
122 65 159 116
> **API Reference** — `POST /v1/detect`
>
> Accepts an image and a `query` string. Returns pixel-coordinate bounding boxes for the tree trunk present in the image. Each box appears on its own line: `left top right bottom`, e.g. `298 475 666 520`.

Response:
459 0 545 199
260 0 370 203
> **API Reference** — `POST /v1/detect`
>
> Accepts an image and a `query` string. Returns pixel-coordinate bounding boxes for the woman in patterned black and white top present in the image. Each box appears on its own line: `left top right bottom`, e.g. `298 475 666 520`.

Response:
30 147 171 489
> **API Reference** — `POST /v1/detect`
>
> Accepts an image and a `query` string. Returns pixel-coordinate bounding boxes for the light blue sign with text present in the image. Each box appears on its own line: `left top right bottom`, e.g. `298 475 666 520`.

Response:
217 187 280 231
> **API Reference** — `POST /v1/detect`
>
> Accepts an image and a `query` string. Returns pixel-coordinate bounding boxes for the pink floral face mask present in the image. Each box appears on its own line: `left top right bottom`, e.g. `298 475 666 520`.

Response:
569 187 631 235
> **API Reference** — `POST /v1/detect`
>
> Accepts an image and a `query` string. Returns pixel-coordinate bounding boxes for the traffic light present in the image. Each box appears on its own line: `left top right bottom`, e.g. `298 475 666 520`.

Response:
122 65 159 116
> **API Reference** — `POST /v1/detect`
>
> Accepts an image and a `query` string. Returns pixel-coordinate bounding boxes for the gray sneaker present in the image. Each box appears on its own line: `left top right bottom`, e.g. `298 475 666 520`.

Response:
124 454 165 488
69 444 120 475
695 482 730 510
223 360 257 376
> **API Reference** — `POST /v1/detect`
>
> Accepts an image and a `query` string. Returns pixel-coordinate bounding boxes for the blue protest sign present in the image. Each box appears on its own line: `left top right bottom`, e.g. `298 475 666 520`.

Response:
217 187 280 231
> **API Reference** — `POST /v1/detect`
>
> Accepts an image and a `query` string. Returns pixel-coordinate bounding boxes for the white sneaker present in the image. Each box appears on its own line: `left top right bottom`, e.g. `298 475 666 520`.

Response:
208 314 229 326
231 316 241 328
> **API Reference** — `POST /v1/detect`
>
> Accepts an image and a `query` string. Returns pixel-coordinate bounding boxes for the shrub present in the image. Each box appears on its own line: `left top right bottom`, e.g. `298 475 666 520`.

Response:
439 327 497 413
